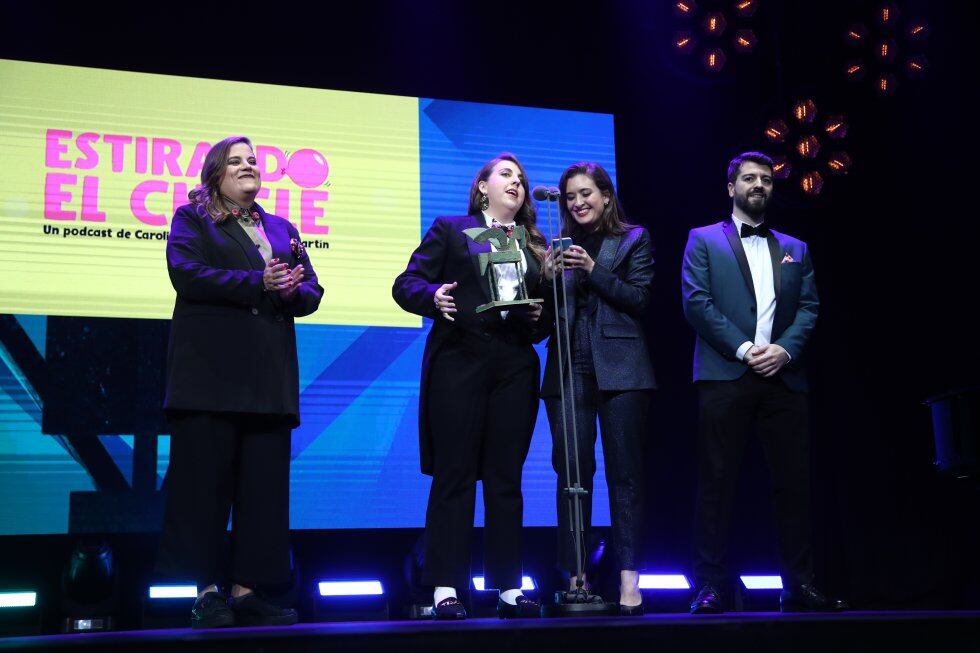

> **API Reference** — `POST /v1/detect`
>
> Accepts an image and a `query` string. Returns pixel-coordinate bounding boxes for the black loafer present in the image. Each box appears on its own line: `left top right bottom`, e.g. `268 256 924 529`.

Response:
433 596 467 620
191 591 234 629
228 592 299 626
780 584 850 613
690 584 724 614
497 595 540 619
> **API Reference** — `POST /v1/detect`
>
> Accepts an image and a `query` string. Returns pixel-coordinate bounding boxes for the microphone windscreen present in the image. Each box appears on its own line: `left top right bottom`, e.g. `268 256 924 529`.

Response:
532 186 551 201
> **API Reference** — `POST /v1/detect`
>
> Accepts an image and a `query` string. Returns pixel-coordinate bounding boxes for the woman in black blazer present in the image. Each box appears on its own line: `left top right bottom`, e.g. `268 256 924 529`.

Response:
541 161 655 614
392 153 547 620
158 136 323 628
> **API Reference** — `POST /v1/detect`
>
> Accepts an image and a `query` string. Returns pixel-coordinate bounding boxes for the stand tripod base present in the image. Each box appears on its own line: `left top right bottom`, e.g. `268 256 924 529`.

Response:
541 590 620 617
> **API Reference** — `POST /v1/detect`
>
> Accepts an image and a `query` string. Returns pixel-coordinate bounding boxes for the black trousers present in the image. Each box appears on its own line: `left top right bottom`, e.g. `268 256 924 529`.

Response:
421 328 539 591
157 412 293 589
693 372 814 588
545 316 649 575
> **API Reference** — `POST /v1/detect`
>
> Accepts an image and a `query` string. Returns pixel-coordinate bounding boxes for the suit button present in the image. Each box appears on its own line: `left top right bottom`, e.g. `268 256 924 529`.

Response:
251 307 259 315
750 306 756 313
276 314 284 322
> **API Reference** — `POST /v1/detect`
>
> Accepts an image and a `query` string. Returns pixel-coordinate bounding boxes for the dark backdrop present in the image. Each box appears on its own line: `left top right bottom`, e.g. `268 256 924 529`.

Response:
2 0 978 608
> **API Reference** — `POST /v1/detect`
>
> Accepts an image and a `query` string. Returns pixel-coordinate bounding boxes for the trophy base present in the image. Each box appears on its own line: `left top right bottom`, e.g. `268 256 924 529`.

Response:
474 298 543 314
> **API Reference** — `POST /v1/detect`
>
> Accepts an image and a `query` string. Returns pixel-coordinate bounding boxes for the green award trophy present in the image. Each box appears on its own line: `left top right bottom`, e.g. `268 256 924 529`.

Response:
463 225 544 314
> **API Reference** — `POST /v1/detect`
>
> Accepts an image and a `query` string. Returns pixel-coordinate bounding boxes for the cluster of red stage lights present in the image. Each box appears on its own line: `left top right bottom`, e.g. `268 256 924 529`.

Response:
764 100 851 196
673 0 760 73
844 3 929 96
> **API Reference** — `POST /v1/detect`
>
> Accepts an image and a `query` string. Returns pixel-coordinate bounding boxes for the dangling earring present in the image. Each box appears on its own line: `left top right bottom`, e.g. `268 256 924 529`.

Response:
480 192 490 211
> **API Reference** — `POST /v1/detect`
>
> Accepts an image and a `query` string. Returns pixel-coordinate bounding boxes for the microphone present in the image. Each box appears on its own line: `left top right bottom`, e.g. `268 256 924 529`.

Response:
532 185 552 202
548 186 561 201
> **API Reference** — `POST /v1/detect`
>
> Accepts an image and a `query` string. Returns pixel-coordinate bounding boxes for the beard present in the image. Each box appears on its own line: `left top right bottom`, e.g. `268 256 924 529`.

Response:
734 190 769 218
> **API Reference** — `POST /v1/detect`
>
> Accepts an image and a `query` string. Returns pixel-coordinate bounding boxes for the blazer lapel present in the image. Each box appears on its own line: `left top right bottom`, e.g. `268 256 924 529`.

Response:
464 214 493 303
219 218 266 271
723 219 755 297
766 231 782 304
597 233 622 270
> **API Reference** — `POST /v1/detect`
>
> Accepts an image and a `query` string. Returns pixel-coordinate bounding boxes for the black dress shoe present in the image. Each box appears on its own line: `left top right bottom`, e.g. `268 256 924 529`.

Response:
780 584 850 613
690 584 724 614
497 595 540 618
191 591 234 629
228 592 299 626
619 602 644 616
433 596 467 620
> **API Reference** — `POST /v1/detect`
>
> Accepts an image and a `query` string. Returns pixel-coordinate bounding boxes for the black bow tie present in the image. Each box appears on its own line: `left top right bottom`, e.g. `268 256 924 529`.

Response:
739 223 768 239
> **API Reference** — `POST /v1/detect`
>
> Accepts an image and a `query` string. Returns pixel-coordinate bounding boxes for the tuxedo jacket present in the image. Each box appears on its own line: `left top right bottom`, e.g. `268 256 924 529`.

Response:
391 215 546 475
163 202 323 426
681 218 818 393
540 225 656 397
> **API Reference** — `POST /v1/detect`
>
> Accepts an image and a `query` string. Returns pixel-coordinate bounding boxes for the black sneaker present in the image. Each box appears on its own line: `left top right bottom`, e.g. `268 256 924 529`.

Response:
191 591 234 629
228 592 299 626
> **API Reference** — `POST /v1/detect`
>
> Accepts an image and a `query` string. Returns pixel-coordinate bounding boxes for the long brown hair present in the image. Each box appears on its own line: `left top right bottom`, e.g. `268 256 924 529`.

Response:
187 135 253 222
466 152 546 262
558 161 633 238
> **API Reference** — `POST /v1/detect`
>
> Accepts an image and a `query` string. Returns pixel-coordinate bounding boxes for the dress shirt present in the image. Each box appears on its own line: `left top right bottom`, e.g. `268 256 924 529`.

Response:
731 214 778 362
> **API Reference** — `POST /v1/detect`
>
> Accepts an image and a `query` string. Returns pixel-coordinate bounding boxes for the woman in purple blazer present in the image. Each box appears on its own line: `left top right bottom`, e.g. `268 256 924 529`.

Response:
157 136 322 628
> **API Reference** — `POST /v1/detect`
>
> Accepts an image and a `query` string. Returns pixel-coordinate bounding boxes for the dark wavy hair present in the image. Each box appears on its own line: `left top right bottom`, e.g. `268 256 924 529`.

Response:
187 135 253 222
466 152 546 262
558 161 632 238
727 151 774 184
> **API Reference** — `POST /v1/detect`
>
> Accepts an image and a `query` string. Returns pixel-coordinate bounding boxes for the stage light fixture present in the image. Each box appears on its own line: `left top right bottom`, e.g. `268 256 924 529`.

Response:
845 60 867 80
824 115 849 139
637 574 691 590
793 99 817 124
0 590 40 636
906 55 929 78
907 22 929 41
472 576 536 592
318 581 384 596
740 575 783 590
876 39 898 63
796 136 821 159
142 583 197 629
733 29 758 53
733 0 758 18
148 585 197 599
877 3 899 28
703 48 727 72
764 119 789 143
771 156 792 180
846 23 868 45
703 12 727 36
674 1 697 17
800 171 825 195
62 541 117 633
315 579 388 621
0 591 36 608
674 31 697 54
826 151 853 174
876 73 897 96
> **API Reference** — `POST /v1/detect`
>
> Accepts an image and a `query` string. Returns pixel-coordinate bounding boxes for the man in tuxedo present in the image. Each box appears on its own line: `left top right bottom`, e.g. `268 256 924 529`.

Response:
681 151 848 613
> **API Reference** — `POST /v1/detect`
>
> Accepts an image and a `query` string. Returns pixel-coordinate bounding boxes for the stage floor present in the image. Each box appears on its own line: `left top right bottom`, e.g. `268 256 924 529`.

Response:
3 611 979 652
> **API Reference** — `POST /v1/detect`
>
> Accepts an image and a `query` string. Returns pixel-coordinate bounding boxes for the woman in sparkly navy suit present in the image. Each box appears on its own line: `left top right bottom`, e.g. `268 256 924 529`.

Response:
541 161 655 615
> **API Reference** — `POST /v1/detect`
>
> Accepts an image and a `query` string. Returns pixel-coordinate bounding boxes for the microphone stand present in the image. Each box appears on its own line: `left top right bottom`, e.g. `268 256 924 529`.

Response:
537 187 618 617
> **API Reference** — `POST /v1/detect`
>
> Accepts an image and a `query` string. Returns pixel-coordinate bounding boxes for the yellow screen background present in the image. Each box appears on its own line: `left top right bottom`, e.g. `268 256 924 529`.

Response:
0 59 421 326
